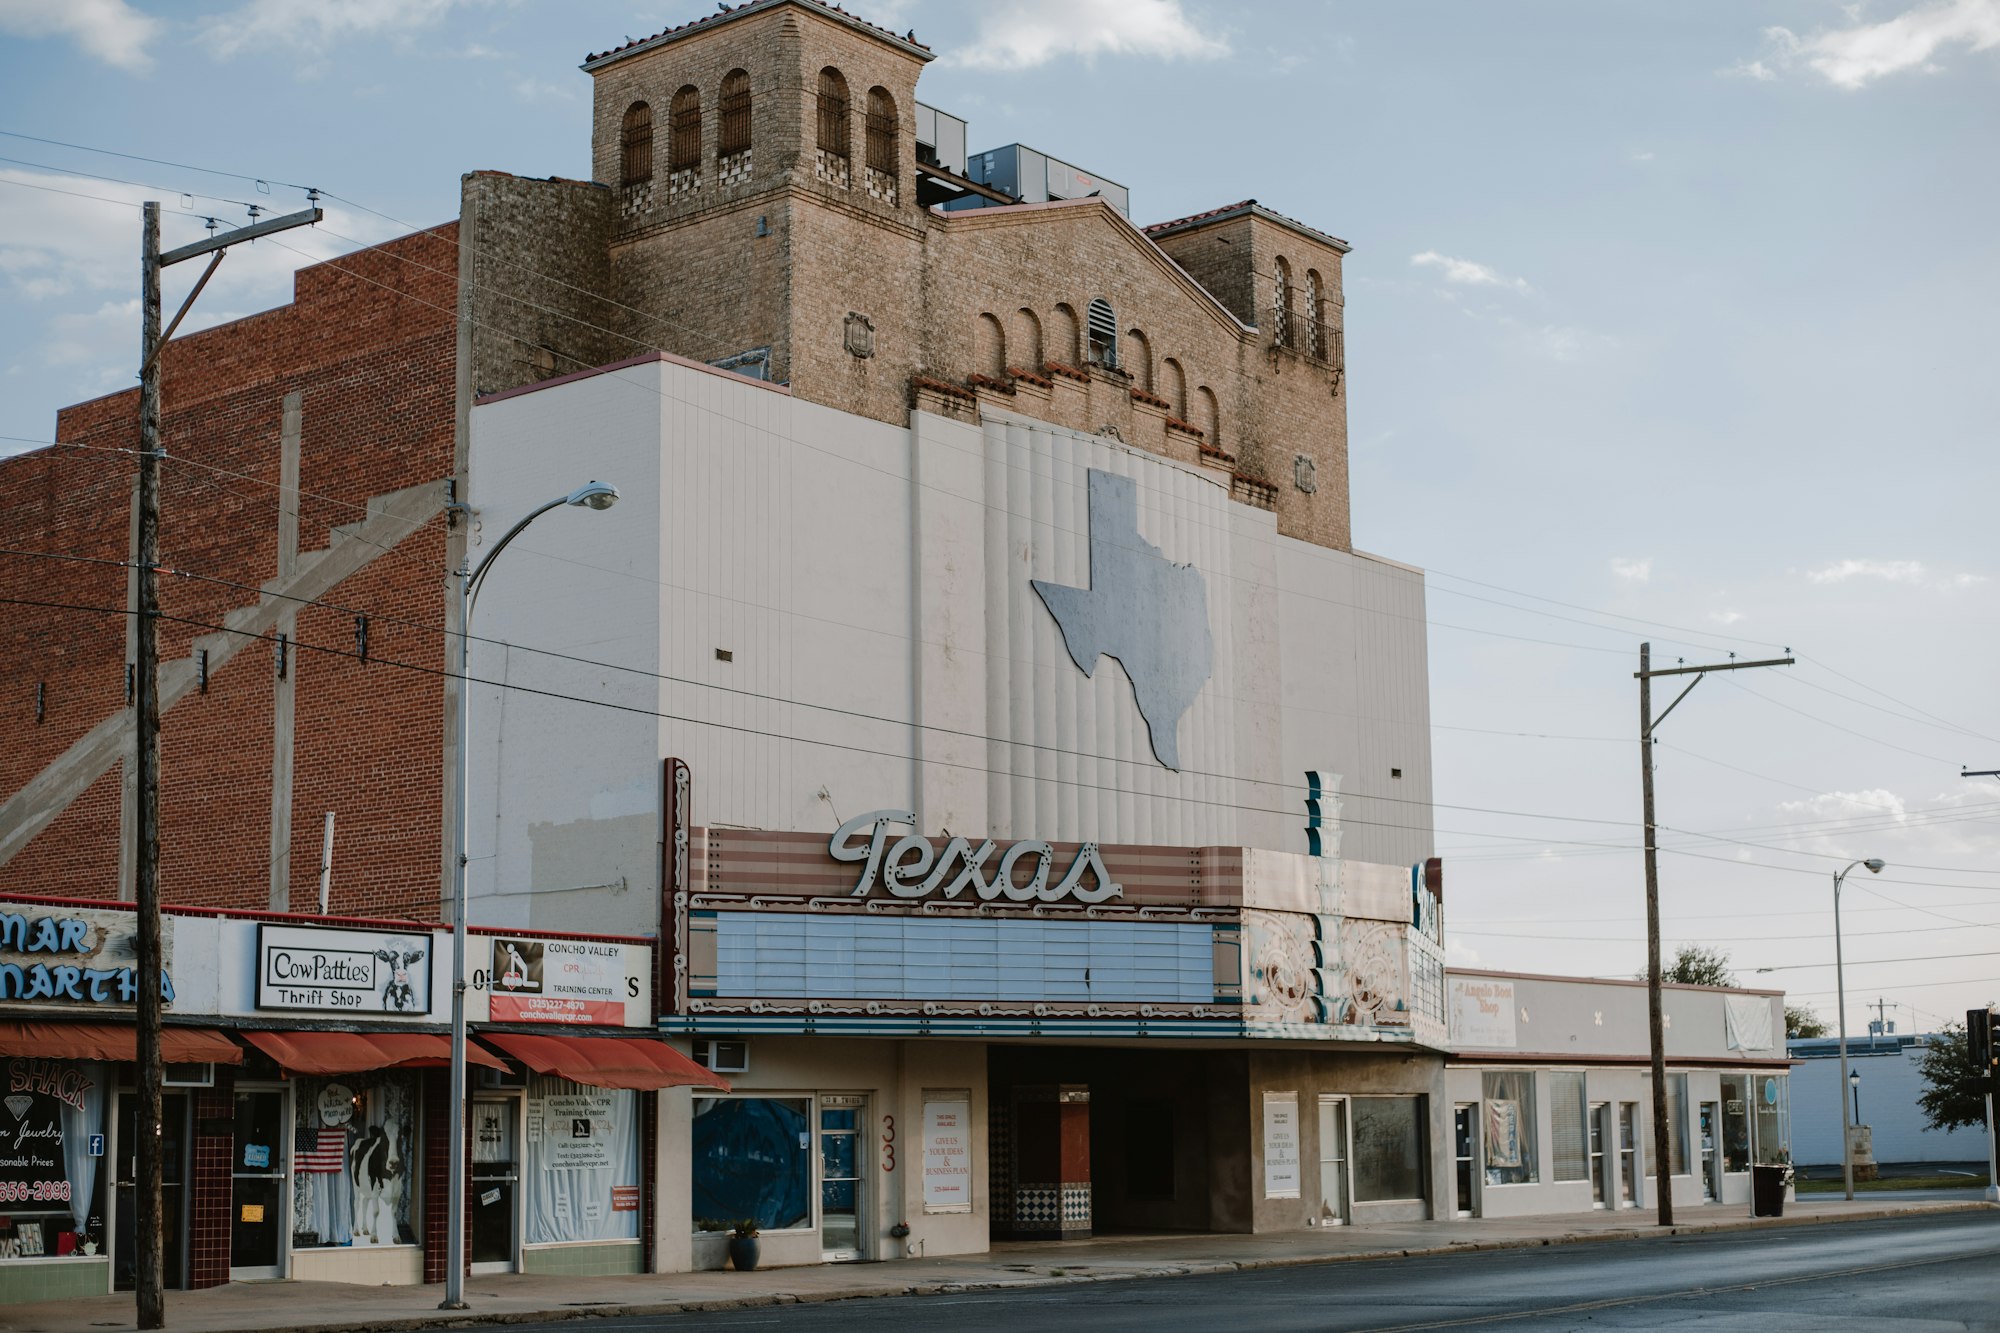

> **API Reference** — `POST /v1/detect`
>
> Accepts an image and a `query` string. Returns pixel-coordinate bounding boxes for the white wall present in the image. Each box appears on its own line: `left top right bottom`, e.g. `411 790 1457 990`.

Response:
467 359 1435 933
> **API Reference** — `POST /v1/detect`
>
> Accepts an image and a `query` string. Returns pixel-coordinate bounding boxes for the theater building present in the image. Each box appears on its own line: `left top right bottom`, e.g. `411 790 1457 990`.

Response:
0 894 715 1303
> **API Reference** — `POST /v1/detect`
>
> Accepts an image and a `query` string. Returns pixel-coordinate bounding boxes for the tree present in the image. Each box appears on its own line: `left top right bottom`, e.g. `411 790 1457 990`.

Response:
1785 1005 1829 1039
1647 944 1737 988
1915 1023 1990 1132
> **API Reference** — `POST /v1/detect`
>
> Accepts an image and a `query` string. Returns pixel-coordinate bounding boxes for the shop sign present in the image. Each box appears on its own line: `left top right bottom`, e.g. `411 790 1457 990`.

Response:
255 924 432 1015
0 906 175 1010
0 1058 85 1208
1262 1091 1300 1199
473 937 646 1026
536 1093 615 1169
921 1096 972 1212
829 810 1123 904
1447 978 1517 1050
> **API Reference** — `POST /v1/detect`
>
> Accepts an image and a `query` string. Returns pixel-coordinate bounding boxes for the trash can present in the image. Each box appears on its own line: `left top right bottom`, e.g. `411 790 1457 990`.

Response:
1751 1164 1792 1217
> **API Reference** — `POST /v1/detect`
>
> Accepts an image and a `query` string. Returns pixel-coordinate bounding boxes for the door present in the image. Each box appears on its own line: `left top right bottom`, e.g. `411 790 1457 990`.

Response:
1699 1102 1720 1202
1316 1096 1349 1225
1452 1103 1477 1217
1618 1102 1638 1208
819 1097 865 1261
230 1087 290 1278
470 1096 520 1273
1588 1103 1610 1209
113 1091 188 1290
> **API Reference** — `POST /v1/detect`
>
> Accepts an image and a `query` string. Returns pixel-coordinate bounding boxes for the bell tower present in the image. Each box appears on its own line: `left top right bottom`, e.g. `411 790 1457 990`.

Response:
583 0 931 412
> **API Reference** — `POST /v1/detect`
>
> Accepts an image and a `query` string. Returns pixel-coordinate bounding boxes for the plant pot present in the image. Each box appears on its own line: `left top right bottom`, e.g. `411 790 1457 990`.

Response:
727 1234 761 1271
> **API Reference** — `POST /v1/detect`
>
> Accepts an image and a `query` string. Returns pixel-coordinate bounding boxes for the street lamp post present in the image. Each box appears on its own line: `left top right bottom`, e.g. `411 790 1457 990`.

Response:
1849 1069 1861 1126
441 480 618 1310
1833 856 1885 1205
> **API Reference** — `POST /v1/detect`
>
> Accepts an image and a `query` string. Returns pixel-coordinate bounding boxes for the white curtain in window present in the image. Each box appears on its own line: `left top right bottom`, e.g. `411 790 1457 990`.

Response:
58 1062 107 1234
524 1076 639 1244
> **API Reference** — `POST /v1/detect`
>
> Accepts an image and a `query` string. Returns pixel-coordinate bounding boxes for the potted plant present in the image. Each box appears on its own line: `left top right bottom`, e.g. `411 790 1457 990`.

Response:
727 1218 761 1271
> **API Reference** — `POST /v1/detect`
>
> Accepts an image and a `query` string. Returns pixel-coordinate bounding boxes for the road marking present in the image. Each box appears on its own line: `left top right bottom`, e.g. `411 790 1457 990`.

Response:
1352 1244 2000 1332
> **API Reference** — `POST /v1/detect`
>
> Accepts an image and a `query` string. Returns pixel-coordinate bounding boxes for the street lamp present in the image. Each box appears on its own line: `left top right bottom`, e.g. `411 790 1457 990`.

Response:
1833 856 1885 1204
1849 1068 1861 1125
442 480 618 1310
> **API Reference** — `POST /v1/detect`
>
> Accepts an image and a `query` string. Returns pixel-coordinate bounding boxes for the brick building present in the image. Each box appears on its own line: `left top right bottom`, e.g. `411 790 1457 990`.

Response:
0 0 1435 1291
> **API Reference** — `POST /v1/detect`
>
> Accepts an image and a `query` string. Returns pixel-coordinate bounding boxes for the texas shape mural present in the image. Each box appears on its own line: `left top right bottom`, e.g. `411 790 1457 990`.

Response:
1032 469 1213 770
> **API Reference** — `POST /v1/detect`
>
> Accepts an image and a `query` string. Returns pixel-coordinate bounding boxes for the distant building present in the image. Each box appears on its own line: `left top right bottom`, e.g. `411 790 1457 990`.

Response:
1788 1032 1986 1165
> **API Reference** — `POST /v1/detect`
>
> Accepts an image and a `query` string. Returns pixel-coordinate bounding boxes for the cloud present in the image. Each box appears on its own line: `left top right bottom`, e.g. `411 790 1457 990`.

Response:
944 0 1228 70
1410 250 1532 293
508 73 575 104
1806 558 1986 588
0 0 162 69
1611 558 1651 583
198 0 483 58
1500 318 1614 362
1778 788 1908 823
1732 0 2000 89
1631 150 1656 162
1707 610 1745 625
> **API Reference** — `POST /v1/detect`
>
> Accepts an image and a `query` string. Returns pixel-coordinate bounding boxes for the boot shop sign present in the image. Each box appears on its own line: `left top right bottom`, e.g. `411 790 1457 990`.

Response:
255 924 437 1016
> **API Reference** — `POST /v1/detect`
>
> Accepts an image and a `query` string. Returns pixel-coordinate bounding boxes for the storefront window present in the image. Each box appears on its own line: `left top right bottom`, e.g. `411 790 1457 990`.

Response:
0 1058 106 1259
1664 1074 1689 1175
288 1071 419 1248
524 1076 640 1244
1482 1071 1537 1185
1351 1096 1426 1202
1753 1073 1790 1165
691 1097 811 1232
1720 1073 1752 1173
1550 1072 1587 1183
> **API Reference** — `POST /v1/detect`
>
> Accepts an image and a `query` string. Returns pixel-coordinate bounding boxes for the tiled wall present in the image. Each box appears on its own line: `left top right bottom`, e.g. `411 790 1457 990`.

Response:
420 1071 456 1285
0 1257 112 1303
705 914 1213 1003
521 1240 643 1276
189 1069 235 1288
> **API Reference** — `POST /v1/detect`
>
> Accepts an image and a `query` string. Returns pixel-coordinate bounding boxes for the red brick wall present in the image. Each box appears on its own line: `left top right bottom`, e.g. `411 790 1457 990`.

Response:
188 1068 235 1289
420 1068 461 1286
0 224 459 920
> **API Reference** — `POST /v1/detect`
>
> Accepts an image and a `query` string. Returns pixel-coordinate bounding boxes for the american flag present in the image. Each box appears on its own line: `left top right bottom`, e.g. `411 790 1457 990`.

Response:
295 1128 347 1174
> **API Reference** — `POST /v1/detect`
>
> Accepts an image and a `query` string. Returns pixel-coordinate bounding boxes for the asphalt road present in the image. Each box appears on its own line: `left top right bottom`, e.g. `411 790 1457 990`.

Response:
508 1212 2000 1332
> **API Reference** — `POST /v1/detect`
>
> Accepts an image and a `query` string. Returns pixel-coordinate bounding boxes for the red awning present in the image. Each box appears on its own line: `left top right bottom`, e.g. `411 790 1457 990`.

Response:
482 1032 729 1092
241 1030 507 1076
0 1021 243 1064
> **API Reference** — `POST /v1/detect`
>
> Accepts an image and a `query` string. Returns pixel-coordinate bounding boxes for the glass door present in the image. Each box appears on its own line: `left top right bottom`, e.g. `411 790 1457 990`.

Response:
819 1096 865 1261
230 1087 290 1279
113 1091 188 1290
1699 1102 1719 1201
1452 1103 1477 1217
471 1096 520 1273
1316 1095 1349 1225
1618 1102 1638 1208
1588 1102 1610 1209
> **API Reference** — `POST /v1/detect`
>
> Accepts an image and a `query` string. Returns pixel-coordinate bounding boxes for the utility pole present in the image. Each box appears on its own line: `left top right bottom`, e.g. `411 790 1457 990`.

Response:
1637 643 1793 1227
1960 770 2000 1203
133 198 319 1329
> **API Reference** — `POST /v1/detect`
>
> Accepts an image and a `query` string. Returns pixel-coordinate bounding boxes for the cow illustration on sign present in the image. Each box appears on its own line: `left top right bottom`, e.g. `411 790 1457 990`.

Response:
375 941 425 1011
1032 469 1212 770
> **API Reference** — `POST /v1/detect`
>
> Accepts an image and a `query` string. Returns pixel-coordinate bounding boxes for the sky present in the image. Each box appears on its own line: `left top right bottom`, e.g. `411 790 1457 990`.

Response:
1 0 1997 1040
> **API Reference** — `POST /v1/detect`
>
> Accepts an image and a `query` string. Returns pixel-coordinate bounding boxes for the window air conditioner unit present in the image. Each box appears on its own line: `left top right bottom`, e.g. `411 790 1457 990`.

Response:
477 1064 528 1089
163 1062 215 1088
694 1039 749 1074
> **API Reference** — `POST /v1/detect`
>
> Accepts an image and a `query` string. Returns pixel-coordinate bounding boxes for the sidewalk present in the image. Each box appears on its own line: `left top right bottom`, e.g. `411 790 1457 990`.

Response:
8 1197 1991 1333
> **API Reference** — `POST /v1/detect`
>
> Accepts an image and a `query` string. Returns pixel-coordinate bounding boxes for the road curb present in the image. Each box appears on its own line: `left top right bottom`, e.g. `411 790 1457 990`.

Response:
164 1202 2000 1333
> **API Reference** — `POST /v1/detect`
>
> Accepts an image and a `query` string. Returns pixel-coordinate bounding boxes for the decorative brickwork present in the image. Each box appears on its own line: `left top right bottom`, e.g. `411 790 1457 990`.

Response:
188 1068 236 1287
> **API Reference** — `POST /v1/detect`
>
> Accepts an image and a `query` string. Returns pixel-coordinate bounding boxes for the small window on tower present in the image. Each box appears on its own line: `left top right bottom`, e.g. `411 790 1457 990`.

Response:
1085 297 1117 369
621 102 653 185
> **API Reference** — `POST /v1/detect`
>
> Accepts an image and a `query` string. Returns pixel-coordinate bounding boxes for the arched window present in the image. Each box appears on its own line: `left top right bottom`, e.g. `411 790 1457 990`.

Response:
865 87 897 177
1305 269 1324 361
1086 297 1117 369
719 69 752 158
1050 303 1081 365
975 313 1007 380
669 85 702 174
1011 308 1042 369
1273 256 1294 347
817 67 850 158
1161 358 1187 419
621 102 653 185
1125 329 1153 392
1195 385 1220 446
